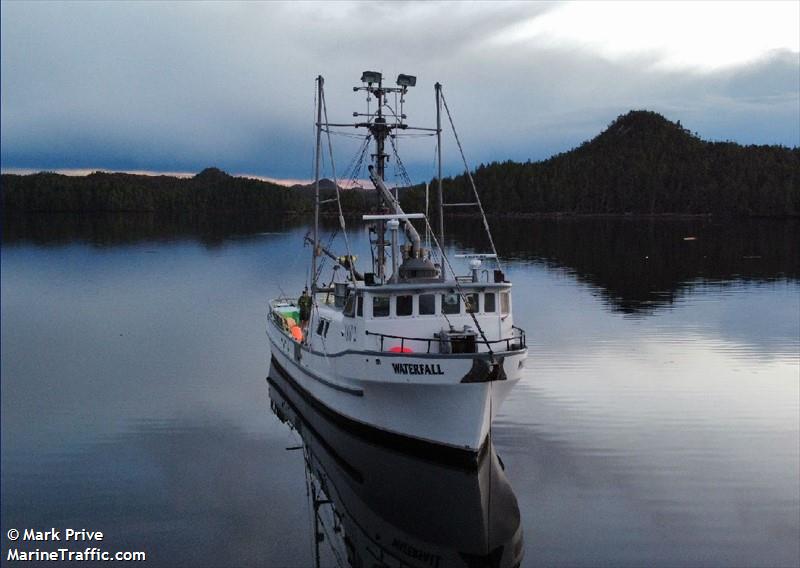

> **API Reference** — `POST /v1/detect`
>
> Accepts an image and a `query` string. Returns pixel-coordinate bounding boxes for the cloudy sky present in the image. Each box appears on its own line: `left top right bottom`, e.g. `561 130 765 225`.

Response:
1 1 798 183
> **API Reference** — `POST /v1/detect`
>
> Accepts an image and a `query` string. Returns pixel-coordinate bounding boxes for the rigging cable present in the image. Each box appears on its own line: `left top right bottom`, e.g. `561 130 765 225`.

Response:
422 217 496 364
309 78 318 196
387 134 425 253
440 89 503 272
320 84 357 284
388 135 415 189
314 134 370 286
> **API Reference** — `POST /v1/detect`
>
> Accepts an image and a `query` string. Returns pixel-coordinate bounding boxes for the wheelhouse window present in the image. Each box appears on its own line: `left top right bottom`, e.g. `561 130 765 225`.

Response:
372 296 390 318
356 294 363 317
484 292 496 313
419 294 435 315
465 293 478 314
396 295 413 316
442 292 461 315
500 292 510 315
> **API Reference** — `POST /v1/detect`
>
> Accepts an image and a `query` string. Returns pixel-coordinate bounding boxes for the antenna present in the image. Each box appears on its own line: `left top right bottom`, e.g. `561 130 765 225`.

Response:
435 82 444 247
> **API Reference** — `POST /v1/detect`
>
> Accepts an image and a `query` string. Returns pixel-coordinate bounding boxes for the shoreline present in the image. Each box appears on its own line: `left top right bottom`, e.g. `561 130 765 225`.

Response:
5 210 799 220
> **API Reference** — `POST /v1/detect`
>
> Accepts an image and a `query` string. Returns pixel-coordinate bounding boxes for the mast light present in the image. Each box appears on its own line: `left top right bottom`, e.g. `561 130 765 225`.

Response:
361 71 382 84
396 74 416 87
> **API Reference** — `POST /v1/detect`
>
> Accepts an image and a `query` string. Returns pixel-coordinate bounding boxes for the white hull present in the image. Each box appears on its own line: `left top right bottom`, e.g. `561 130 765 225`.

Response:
267 318 524 455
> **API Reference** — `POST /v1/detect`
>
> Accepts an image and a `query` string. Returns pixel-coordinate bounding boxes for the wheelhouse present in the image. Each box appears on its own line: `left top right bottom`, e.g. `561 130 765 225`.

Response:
348 285 513 320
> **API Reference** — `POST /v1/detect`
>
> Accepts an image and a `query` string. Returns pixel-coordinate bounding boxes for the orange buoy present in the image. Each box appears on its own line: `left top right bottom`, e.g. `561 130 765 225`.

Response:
290 325 303 341
389 346 413 353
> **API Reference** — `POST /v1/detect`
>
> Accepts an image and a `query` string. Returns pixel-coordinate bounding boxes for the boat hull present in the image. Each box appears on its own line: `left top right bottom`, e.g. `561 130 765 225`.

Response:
267 327 524 463
267 366 525 566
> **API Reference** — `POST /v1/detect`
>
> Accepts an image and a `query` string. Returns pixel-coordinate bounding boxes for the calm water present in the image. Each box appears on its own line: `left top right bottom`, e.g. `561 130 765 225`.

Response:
2 216 798 567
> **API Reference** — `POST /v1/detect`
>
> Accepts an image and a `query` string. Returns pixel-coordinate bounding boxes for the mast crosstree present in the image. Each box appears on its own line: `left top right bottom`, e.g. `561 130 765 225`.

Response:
312 70 499 288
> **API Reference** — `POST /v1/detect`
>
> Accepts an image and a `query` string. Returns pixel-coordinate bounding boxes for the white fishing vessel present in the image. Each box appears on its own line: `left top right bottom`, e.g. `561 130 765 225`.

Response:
266 72 527 465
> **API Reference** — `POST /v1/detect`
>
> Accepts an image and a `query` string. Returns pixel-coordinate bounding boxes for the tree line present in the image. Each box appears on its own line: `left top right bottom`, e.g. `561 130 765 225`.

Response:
401 110 800 217
3 111 798 218
1 167 300 216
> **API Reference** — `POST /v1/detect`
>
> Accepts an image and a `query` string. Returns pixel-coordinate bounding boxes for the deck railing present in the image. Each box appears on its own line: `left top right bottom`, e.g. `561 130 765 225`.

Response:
365 326 526 354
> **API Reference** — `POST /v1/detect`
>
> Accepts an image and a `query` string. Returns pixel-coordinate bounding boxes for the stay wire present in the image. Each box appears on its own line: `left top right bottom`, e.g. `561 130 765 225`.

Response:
320 84 357 284
309 79 317 186
388 135 414 189
347 135 372 188
421 216 495 363
387 135 423 240
440 89 503 272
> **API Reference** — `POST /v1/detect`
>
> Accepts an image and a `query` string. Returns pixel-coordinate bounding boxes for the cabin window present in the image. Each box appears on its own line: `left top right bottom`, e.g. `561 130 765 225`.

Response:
465 293 478 314
356 295 363 317
442 292 461 315
500 292 510 315
315 319 330 337
396 295 413 316
484 292 496 313
343 293 355 317
419 294 436 315
372 296 390 318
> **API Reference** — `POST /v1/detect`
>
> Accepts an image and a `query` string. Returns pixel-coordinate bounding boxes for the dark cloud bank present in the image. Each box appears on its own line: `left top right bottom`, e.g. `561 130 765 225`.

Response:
2 2 798 180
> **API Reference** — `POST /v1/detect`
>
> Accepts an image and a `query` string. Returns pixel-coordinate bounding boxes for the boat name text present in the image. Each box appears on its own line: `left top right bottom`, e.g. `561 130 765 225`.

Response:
391 363 444 375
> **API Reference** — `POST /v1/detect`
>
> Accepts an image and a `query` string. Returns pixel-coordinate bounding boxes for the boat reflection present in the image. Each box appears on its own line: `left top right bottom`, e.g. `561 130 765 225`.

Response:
268 364 524 568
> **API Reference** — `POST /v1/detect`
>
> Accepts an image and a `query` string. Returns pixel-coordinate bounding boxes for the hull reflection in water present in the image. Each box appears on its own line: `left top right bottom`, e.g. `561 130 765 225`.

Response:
268 364 524 568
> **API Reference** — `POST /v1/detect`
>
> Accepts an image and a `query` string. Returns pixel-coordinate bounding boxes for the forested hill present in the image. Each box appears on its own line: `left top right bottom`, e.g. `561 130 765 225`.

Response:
401 110 799 216
0 167 301 215
2 111 798 217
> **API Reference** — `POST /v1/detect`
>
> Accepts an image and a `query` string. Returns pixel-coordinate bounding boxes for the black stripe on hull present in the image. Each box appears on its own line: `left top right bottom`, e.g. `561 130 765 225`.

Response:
269 355 488 470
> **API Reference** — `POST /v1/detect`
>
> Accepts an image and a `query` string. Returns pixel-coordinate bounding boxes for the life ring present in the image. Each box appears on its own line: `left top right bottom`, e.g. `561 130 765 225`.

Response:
290 325 303 341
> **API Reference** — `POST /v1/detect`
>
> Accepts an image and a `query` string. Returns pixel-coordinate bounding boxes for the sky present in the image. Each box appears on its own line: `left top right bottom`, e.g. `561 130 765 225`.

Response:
1 0 798 184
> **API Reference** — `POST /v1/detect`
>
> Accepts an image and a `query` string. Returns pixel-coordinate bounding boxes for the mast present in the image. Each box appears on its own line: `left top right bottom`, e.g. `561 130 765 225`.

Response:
312 75 323 291
355 71 413 283
327 71 418 282
374 76 387 283
435 82 444 247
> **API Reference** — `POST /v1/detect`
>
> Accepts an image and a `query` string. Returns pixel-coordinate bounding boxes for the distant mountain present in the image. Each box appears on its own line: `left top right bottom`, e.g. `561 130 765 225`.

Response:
193 166 231 183
401 110 799 216
3 111 797 217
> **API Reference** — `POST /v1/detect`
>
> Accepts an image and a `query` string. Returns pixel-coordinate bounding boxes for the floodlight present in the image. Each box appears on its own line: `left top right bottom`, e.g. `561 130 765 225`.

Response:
396 74 416 87
361 71 382 84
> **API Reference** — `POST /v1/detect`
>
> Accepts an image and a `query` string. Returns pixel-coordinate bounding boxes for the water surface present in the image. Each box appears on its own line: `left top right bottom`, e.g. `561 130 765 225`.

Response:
2 216 798 567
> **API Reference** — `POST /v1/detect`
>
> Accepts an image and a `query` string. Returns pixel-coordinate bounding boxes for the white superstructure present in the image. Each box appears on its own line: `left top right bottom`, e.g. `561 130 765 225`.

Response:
266 72 527 464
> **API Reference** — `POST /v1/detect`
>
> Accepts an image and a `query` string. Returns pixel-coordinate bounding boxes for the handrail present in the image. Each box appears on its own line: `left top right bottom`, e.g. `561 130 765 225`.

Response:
365 327 526 354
